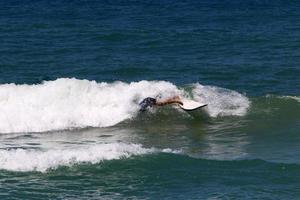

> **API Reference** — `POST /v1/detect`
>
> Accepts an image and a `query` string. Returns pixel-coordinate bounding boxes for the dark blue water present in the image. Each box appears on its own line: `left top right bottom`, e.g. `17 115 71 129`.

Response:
1 0 300 95
0 0 299 199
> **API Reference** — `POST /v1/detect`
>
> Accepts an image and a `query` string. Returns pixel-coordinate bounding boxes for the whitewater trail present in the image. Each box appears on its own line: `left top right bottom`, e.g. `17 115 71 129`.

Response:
0 78 250 133
0 143 179 172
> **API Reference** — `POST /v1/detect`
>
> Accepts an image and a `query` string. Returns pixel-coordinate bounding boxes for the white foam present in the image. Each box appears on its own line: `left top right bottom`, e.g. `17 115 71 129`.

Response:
0 143 171 172
280 95 300 102
191 83 250 117
0 78 250 133
0 78 181 133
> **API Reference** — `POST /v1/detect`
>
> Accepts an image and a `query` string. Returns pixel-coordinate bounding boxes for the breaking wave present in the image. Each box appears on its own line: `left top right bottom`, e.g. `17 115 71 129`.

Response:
0 78 250 133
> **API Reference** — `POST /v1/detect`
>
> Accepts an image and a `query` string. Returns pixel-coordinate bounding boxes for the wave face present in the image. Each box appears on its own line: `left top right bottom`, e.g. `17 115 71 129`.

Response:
0 78 250 133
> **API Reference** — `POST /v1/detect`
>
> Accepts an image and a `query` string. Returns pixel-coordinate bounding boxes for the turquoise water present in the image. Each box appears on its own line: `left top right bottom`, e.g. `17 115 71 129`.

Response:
0 0 300 199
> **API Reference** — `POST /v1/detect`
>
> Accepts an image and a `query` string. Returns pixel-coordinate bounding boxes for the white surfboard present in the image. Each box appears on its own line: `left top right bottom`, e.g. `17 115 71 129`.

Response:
179 99 207 111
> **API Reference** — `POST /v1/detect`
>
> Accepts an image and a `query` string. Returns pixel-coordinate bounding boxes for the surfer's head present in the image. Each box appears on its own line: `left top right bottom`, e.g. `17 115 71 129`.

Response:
139 97 157 111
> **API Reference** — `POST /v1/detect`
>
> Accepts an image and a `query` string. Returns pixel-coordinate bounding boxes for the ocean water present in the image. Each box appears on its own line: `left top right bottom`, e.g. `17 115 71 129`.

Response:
0 0 299 199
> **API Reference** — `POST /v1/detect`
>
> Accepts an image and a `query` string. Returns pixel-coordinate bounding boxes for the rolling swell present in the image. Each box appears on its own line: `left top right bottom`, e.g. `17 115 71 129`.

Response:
248 94 300 122
0 143 178 172
1 153 299 199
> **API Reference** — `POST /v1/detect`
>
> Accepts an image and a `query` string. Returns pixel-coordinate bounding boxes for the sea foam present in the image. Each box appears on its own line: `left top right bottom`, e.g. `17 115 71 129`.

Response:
0 143 169 172
192 83 250 117
280 95 300 102
0 78 180 133
0 78 250 133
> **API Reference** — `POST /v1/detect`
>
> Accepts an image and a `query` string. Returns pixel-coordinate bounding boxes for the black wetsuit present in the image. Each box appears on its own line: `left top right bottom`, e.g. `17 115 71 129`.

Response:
139 97 156 111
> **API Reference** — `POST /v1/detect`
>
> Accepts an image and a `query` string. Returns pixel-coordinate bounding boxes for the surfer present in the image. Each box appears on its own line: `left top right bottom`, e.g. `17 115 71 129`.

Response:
139 96 183 111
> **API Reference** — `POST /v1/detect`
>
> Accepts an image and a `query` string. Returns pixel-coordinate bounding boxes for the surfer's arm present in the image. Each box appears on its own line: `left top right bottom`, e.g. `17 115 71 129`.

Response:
156 96 183 106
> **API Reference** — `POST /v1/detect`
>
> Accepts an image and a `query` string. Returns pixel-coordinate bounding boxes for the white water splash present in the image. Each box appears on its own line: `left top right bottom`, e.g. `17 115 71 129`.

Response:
191 83 250 117
0 78 181 133
0 78 250 133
